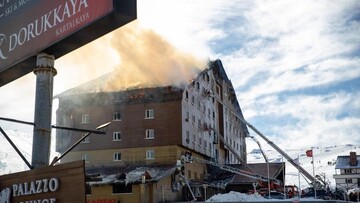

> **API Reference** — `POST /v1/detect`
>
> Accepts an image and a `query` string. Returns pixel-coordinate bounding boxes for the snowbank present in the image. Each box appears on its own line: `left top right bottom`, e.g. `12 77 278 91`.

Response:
206 191 265 202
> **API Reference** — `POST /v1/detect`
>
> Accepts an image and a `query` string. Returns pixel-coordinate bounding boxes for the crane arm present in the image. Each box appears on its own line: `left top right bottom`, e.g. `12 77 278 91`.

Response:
238 117 315 183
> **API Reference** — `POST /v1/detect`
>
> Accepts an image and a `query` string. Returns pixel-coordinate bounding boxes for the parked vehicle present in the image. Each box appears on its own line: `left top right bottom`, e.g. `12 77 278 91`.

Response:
263 191 286 199
302 188 332 200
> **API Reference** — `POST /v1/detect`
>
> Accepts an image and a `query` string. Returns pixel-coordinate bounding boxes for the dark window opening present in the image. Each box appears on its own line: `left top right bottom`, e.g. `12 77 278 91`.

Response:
112 183 132 194
85 184 92 195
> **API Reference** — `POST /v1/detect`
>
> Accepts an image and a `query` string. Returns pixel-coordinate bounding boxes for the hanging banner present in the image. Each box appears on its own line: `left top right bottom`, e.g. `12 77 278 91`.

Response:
0 161 86 203
0 0 137 86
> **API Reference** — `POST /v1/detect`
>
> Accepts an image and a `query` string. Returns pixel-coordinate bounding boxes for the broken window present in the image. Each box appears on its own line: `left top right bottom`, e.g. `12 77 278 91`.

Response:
112 183 132 194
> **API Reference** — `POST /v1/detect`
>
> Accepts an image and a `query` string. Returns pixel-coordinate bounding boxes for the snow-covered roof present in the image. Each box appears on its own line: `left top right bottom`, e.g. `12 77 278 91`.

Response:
207 163 284 185
87 165 176 185
335 155 360 169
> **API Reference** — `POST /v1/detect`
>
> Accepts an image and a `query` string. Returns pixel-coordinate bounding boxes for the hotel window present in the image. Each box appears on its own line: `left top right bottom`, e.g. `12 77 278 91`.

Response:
145 129 155 139
346 178 353 183
113 132 122 141
186 131 190 144
113 152 121 161
196 82 200 91
81 114 90 123
146 150 155 160
85 184 92 195
185 111 189 121
191 96 195 104
145 109 154 119
81 134 90 143
81 154 89 163
113 112 122 121
185 91 189 100
192 115 196 125
344 169 353 174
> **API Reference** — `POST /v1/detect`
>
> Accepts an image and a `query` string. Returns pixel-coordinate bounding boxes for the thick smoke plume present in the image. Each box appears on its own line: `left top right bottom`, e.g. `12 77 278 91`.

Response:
103 22 206 91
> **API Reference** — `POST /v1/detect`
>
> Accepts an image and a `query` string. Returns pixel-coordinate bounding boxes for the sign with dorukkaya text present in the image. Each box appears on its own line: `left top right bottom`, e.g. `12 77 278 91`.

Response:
0 161 86 203
0 0 137 86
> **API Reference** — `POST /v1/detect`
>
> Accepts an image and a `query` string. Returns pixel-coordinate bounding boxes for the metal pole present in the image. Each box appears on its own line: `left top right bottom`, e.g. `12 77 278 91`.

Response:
32 53 56 169
0 127 33 169
312 151 317 199
283 156 286 199
297 155 301 199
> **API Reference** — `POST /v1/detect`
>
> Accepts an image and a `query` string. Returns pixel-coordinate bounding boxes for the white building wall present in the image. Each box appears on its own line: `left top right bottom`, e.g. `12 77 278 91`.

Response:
181 68 247 163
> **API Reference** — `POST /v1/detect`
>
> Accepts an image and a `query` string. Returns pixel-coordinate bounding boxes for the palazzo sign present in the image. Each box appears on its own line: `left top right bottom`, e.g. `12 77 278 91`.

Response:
0 0 137 86
0 161 86 203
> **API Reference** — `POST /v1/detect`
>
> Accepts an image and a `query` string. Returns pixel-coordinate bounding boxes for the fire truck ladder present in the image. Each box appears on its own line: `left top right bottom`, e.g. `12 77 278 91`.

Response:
211 127 248 167
238 117 315 183
192 156 282 185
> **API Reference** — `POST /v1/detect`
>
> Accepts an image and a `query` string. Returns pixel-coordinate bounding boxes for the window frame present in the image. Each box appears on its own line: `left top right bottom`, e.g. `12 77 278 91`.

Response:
113 152 122 161
113 112 122 121
145 129 155 139
81 134 90 143
146 150 155 160
81 114 90 124
145 109 154 119
81 154 89 163
112 131 122 141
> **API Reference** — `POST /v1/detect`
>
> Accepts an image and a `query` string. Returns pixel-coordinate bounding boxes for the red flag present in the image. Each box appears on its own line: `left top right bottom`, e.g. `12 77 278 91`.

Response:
306 150 313 157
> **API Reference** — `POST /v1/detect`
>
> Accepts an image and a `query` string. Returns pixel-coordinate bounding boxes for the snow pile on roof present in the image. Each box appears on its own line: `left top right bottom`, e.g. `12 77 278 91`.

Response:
125 166 176 184
206 191 265 202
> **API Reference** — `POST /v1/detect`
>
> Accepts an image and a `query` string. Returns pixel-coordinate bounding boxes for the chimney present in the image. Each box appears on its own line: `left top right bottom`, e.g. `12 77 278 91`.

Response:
349 152 358 166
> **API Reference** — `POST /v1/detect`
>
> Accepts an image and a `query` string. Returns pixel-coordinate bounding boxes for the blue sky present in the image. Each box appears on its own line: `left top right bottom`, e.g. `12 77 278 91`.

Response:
0 0 359 152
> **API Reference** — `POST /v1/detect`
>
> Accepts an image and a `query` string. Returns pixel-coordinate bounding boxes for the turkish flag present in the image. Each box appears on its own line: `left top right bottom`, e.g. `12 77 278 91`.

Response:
306 150 313 157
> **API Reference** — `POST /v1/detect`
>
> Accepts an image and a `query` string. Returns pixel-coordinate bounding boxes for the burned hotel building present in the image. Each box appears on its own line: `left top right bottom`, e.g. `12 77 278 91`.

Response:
55 59 249 202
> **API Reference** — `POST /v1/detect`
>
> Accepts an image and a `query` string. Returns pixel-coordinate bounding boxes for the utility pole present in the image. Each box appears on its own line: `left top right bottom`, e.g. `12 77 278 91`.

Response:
32 53 57 169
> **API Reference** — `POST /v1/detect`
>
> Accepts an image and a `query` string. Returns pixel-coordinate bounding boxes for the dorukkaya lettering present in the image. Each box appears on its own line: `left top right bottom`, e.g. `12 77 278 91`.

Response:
0 0 89 60
0 0 11 8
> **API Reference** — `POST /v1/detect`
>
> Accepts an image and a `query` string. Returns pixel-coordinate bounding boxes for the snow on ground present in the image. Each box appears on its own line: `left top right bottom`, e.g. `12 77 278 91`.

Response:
206 191 265 202
206 144 359 202
206 191 320 202
0 129 57 175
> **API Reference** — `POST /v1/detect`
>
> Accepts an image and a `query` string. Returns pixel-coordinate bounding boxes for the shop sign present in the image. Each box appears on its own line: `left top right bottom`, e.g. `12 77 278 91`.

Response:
0 0 136 86
0 161 86 203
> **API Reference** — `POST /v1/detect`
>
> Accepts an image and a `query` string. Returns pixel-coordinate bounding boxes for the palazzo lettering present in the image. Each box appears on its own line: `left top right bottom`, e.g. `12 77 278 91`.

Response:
12 178 59 197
